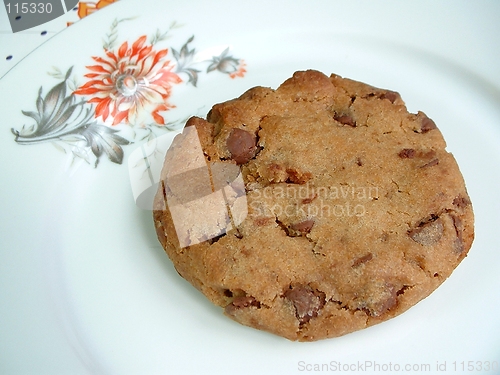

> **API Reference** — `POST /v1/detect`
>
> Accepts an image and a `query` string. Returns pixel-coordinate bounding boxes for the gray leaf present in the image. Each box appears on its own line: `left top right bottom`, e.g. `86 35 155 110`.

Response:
45 99 79 133
36 87 44 115
82 123 130 165
207 60 219 73
64 66 73 80
43 81 67 120
21 110 41 125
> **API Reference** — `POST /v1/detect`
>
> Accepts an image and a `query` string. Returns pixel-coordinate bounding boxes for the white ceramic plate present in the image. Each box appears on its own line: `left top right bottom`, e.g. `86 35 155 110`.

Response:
1 1 500 374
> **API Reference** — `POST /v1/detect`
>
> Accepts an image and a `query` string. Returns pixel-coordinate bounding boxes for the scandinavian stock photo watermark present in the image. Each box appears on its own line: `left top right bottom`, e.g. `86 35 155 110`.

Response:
249 182 379 219
128 127 381 248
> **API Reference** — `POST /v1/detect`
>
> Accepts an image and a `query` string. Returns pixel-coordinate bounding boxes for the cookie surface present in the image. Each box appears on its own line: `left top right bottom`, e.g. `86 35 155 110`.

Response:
153 70 474 341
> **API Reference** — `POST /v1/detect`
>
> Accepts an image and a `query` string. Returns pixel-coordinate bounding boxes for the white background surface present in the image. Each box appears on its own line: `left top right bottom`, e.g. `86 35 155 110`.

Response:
1 1 500 374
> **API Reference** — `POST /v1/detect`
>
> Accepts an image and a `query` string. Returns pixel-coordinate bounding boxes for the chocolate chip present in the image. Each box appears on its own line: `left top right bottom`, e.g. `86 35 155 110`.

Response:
398 148 416 159
352 281 405 317
334 114 356 127
454 238 464 254
375 284 398 316
421 116 437 133
380 90 400 104
290 219 315 234
408 218 444 245
302 195 317 204
352 253 373 268
451 214 465 253
284 285 325 324
369 283 410 317
226 128 257 164
420 158 439 168
254 217 273 227
453 195 470 209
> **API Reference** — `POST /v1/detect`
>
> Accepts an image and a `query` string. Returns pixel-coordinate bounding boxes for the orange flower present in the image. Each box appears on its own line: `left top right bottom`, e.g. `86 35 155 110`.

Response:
74 35 182 126
229 60 247 79
67 0 118 26
77 0 117 19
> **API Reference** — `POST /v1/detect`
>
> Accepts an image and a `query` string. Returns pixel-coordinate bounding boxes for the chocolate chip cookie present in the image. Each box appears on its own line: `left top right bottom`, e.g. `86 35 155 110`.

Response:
153 70 474 341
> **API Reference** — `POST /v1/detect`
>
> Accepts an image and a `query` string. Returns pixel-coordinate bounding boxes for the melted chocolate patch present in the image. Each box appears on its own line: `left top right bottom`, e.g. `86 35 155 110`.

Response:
290 220 315 235
284 284 325 324
408 217 444 246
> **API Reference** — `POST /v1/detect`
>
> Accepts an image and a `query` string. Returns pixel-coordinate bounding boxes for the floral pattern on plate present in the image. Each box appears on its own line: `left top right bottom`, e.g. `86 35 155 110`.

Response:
11 18 246 167
67 0 119 26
